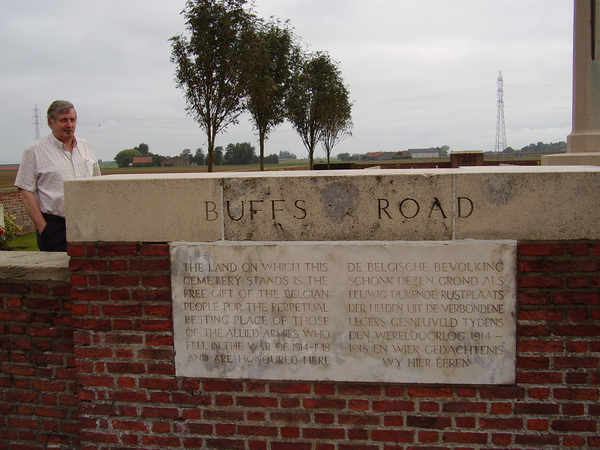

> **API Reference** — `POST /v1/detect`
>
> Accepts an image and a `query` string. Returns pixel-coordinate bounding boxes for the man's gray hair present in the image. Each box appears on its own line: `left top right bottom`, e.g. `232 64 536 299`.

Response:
47 100 75 121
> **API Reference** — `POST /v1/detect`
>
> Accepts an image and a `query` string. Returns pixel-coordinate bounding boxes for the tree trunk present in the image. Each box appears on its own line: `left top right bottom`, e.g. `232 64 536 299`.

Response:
207 129 215 172
259 128 266 171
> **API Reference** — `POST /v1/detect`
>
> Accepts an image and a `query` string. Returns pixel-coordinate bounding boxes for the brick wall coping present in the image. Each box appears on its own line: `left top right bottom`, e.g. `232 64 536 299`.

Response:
0 251 69 282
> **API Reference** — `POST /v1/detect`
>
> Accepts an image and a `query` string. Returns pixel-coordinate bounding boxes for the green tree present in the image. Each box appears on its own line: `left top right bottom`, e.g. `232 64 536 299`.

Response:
114 149 141 168
180 149 193 164
135 143 150 156
192 148 205 165
320 74 353 169
152 154 164 166
246 19 297 171
435 145 449 157
213 146 224 165
279 150 296 159
286 52 349 169
264 154 279 164
224 142 256 165
520 141 566 152
170 0 255 172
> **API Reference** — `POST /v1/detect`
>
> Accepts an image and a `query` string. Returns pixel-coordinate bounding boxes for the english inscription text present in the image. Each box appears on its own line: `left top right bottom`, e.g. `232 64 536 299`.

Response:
171 241 516 384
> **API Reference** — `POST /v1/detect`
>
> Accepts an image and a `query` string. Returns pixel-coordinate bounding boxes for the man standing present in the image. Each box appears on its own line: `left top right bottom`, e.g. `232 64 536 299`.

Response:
15 100 101 252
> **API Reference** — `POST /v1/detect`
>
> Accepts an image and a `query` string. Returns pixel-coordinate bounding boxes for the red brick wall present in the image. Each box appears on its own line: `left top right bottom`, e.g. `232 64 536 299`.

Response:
0 188 35 235
0 277 78 448
1 241 599 449
67 241 600 449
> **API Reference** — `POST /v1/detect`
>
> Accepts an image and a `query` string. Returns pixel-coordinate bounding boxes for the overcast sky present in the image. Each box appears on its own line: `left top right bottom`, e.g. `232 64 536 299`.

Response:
0 0 573 164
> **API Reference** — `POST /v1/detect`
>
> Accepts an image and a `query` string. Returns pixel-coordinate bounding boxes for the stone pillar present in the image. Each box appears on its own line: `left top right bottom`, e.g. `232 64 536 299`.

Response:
567 0 600 152
543 0 600 165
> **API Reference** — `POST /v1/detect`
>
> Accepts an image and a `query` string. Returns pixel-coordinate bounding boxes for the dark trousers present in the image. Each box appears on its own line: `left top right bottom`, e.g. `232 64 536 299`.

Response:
37 213 67 252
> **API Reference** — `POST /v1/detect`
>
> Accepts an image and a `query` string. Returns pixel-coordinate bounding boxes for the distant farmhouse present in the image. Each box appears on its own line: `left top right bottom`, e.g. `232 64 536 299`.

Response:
408 148 440 158
161 156 190 167
132 156 153 166
364 152 398 161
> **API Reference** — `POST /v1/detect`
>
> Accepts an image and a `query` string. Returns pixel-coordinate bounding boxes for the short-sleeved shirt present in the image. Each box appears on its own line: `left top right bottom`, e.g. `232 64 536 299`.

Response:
15 133 101 217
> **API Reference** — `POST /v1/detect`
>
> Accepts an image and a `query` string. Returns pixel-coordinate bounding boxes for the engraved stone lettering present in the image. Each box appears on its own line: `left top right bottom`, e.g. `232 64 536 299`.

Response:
171 241 517 384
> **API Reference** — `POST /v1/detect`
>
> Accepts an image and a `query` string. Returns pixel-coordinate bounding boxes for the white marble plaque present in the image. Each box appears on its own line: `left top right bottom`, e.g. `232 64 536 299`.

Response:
170 240 517 384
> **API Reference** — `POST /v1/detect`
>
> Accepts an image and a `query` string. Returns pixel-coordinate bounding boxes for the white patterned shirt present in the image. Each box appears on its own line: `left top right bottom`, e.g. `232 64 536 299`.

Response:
15 133 101 217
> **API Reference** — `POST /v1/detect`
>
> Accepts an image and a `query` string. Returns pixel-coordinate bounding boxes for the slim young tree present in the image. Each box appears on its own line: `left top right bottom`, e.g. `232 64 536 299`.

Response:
170 0 255 172
286 52 350 170
245 20 297 171
321 81 353 169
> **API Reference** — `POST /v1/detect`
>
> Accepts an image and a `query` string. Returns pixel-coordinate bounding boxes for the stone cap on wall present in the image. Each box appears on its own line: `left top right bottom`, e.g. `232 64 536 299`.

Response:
541 152 600 166
64 166 600 243
0 251 69 282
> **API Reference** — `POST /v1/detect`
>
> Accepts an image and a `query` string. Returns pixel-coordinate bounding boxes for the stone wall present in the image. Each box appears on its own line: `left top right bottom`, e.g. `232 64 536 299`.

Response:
0 188 35 234
0 252 77 448
1 167 599 448
1 241 598 448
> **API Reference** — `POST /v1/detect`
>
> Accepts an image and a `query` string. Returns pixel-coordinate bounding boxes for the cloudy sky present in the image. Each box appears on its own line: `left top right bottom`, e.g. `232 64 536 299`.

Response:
0 0 573 164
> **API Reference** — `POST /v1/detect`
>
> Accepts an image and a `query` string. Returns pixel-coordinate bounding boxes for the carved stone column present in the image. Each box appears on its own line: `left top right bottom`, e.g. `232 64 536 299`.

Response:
543 0 600 165
568 0 600 152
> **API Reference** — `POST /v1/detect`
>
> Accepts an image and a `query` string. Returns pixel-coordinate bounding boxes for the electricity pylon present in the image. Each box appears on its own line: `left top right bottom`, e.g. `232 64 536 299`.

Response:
32 105 42 141
495 72 507 152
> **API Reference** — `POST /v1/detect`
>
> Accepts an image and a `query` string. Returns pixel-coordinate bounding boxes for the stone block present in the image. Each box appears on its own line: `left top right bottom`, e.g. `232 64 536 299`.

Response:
0 251 69 282
221 170 454 241
65 174 223 242
541 152 600 166
170 240 517 384
454 166 600 240
64 167 600 243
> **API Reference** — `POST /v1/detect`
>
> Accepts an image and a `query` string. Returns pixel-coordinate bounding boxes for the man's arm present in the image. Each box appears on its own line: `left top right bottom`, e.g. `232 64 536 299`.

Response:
19 189 46 233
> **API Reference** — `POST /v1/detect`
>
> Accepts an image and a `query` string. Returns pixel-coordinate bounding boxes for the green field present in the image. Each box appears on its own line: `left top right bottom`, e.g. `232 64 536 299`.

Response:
4 232 38 251
0 169 17 190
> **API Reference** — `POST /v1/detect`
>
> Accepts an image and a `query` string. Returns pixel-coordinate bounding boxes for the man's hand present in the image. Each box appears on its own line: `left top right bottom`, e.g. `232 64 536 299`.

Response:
19 189 47 233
